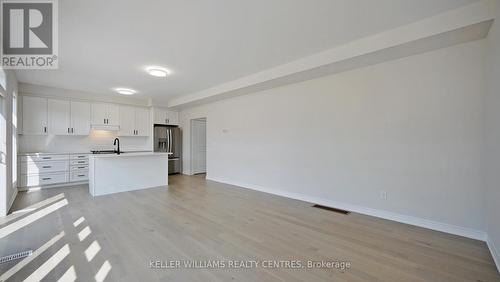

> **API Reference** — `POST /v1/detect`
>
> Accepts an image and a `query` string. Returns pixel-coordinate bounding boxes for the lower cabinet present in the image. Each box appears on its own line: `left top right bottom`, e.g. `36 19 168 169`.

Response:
19 153 89 188
21 172 69 187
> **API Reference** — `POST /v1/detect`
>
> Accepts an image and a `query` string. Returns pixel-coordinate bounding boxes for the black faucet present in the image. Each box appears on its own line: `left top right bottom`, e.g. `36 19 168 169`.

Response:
113 138 120 154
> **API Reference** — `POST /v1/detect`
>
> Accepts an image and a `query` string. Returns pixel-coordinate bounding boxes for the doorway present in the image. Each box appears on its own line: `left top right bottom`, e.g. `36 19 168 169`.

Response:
190 118 207 175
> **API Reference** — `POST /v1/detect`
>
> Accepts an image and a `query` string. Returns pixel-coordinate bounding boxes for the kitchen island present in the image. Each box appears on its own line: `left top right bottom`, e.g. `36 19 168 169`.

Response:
89 152 170 196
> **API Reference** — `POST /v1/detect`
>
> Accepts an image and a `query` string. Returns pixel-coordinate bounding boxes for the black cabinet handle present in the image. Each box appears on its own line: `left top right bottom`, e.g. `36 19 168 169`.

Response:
78 174 85 177
77 166 85 169
42 178 51 180
42 157 51 160
42 166 51 168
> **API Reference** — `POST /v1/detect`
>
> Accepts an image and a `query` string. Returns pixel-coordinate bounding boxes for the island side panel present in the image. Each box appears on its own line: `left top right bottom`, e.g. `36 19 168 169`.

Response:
91 155 168 196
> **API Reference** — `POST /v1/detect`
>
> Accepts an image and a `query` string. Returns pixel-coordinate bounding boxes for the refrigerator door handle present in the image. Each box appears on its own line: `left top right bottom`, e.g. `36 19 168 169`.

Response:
166 129 170 153
169 129 173 153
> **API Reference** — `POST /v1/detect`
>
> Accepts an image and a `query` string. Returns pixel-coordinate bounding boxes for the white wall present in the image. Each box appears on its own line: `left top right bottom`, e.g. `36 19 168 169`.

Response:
180 40 487 236
485 1 500 269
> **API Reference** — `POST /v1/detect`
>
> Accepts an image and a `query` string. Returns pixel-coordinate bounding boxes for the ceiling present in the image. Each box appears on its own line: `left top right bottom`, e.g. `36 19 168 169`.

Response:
15 0 477 105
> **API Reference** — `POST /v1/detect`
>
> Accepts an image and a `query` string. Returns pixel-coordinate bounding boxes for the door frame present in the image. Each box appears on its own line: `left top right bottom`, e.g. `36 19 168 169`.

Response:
190 118 207 175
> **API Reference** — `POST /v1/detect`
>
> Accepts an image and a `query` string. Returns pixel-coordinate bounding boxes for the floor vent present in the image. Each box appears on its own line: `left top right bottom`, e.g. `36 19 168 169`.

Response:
0 250 33 264
312 204 350 215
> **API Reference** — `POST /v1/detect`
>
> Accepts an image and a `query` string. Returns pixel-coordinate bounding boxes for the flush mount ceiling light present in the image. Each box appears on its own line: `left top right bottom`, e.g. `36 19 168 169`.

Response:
115 88 137 95
146 66 170 77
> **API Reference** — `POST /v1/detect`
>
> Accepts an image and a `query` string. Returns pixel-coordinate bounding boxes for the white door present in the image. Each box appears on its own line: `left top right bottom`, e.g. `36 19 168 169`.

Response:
91 103 107 125
135 107 150 136
153 108 167 125
191 118 207 174
107 104 120 126
118 105 135 136
48 99 71 135
71 101 91 135
22 96 48 135
166 111 179 125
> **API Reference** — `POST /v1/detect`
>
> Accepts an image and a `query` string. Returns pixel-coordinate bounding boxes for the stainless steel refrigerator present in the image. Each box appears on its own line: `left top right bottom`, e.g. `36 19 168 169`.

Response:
154 125 182 174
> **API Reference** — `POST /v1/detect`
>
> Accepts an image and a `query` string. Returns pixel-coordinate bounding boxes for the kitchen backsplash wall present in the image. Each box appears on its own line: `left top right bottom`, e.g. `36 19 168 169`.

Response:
19 130 152 153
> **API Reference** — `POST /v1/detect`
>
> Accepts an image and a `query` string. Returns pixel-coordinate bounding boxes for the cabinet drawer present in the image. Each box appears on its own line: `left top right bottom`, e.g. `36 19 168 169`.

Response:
71 159 88 166
71 164 88 171
20 154 69 162
20 172 68 187
70 154 89 160
70 171 88 182
20 161 69 174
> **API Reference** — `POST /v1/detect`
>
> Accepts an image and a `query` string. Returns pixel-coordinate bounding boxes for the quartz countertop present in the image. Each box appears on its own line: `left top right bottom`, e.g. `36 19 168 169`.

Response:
18 150 153 156
89 152 171 158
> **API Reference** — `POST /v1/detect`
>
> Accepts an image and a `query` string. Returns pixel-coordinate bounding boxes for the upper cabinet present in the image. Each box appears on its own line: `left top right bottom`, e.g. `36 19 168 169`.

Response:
22 96 48 135
135 107 150 136
118 106 150 136
21 96 149 136
48 99 91 135
70 101 91 135
91 103 119 126
153 107 179 125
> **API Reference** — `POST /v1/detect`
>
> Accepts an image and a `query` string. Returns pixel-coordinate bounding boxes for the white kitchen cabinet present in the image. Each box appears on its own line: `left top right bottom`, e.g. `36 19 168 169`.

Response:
70 101 91 135
118 105 135 136
48 99 90 135
91 103 119 126
107 104 119 126
118 106 150 136
91 103 107 125
48 99 71 135
153 107 178 125
22 96 48 135
166 111 179 126
153 107 167 125
135 107 150 136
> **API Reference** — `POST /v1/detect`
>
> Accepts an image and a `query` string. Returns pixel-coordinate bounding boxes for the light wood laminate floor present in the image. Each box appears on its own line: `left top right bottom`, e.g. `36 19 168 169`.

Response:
0 174 498 281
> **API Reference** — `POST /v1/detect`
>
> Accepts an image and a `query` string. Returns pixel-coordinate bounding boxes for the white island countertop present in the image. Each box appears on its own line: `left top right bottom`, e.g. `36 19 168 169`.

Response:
90 152 172 158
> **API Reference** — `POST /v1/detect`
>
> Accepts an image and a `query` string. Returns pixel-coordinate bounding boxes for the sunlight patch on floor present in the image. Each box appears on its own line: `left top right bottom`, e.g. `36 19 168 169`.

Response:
73 216 85 227
57 265 77 282
78 226 91 241
84 241 101 262
23 244 70 282
0 199 68 240
0 193 65 226
0 231 65 281
95 260 111 282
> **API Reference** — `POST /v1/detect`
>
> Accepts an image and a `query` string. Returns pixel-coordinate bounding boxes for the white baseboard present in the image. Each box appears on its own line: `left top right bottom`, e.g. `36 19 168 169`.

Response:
487 235 500 273
206 176 487 241
17 181 88 192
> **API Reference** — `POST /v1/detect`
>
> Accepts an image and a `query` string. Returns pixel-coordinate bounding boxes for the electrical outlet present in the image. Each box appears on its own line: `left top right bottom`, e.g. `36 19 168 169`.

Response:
379 190 387 200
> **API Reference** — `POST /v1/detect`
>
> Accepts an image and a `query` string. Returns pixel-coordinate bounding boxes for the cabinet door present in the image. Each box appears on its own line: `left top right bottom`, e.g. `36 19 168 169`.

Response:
91 103 107 125
118 105 135 136
135 107 150 136
71 101 91 135
48 99 71 135
166 111 179 125
22 96 48 135
153 108 167 125
107 104 120 126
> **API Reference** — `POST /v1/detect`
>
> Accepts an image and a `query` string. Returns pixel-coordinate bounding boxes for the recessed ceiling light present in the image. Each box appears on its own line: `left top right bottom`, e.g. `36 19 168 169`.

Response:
115 88 137 95
146 66 170 77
